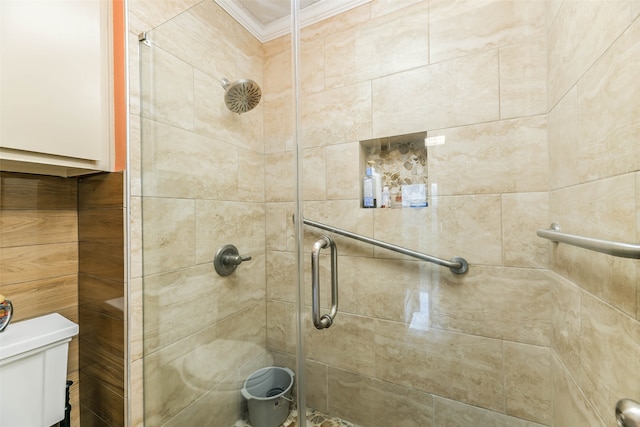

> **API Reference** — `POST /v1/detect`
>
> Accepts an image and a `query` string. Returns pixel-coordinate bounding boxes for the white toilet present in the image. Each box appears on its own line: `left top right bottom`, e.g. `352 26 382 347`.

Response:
0 313 79 427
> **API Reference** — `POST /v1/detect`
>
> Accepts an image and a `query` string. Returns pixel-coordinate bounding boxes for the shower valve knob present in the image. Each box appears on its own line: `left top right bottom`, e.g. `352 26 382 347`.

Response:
214 244 251 276
223 254 252 266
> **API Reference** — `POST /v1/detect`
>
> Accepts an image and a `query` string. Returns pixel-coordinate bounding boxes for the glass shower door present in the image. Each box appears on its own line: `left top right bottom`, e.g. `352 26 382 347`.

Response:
289 1 552 426
135 1 557 426
138 3 270 425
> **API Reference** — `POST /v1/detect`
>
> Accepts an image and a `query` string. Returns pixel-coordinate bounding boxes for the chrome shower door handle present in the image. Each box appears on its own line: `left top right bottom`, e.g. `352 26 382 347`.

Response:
311 236 338 330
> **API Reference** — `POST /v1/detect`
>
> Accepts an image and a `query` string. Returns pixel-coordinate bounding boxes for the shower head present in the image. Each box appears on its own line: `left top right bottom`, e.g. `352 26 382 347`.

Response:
221 78 262 114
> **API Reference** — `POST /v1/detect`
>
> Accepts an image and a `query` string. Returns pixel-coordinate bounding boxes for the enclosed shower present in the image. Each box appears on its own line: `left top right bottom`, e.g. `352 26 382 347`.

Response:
132 1 640 426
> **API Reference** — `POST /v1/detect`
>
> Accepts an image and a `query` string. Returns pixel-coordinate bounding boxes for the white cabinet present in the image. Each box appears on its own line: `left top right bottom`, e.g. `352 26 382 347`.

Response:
0 0 115 176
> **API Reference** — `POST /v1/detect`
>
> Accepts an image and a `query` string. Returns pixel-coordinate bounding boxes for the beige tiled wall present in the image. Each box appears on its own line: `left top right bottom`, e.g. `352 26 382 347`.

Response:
127 1 267 425
547 2 640 426
264 1 552 425
127 1 640 427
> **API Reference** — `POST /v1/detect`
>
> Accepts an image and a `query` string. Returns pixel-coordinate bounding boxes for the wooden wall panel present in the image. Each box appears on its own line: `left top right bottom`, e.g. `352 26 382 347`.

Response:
78 171 126 427
0 172 80 424
0 172 77 209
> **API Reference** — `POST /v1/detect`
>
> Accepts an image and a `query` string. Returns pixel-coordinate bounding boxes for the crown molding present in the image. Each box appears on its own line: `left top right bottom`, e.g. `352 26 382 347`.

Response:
215 0 371 43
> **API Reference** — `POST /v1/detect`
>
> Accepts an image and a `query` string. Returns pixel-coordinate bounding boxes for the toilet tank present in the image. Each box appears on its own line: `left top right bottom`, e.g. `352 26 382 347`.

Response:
0 313 79 427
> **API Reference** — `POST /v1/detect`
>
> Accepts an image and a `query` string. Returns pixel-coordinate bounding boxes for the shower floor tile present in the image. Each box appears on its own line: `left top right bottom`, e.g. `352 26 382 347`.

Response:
234 406 358 427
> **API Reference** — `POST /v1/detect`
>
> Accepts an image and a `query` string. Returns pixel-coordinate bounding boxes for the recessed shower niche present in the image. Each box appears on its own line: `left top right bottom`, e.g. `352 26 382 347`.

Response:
360 131 428 208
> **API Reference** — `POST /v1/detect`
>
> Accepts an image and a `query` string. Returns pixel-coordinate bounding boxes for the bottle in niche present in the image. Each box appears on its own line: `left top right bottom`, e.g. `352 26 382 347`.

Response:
363 167 376 208
367 160 383 208
381 186 390 208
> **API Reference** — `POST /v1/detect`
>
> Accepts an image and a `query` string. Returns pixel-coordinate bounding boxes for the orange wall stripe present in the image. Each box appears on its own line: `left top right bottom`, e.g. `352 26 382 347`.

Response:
112 0 126 172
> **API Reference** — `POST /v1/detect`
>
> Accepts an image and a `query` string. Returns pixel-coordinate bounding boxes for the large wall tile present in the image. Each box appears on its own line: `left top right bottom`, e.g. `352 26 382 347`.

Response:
148 1 236 84
300 36 325 94
265 151 296 202
306 311 376 377
78 173 124 209
263 91 294 154
0 210 76 247
336 255 427 323
427 116 548 195
328 2 429 87
193 70 264 154
551 353 605 427
301 3 371 41
375 319 504 411
0 242 77 285
580 291 640 424
129 358 145 427
144 257 265 354
548 86 580 190
549 272 581 384
127 0 201 36
79 209 123 244
328 367 434 427
502 192 549 268
141 119 239 200
129 277 144 362
162 351 272 427
323 25 358 89
79 240 125 281
265 202 295 251
140 46 194 131
550 174 637 316
0 275 77 322
301 81 372 148
372 51 499 137
546 0 564 32
263 40 293 154
433 396 547 427
547 0 630 108
144 303 266 426
0 172 76 209
195 200 265 264
577 18 640 182
373 195 502 265
430 266 551 346
141 197 195 275
499 39 547 119
236 149 265 203
266 299 295 354
303 360 328 413
303 200 374 257
303 146 327 201
80 375 125 427
429 0 545 63
266 250 296 303
78 275 124 320
325 142 360 200
79 308 125 395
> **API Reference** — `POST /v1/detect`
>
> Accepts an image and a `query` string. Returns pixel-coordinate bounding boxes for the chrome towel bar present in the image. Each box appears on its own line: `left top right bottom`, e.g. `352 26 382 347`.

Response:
301 217 468 274
537 223 640 259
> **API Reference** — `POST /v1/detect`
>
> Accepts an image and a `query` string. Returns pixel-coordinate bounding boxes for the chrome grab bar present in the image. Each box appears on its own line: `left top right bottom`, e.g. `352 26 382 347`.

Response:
537 223 640 259
303 217 468 274
311 236 338 330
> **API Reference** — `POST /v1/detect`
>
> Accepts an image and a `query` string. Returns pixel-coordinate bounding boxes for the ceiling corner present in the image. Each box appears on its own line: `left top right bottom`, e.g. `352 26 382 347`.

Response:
215 0 372 43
